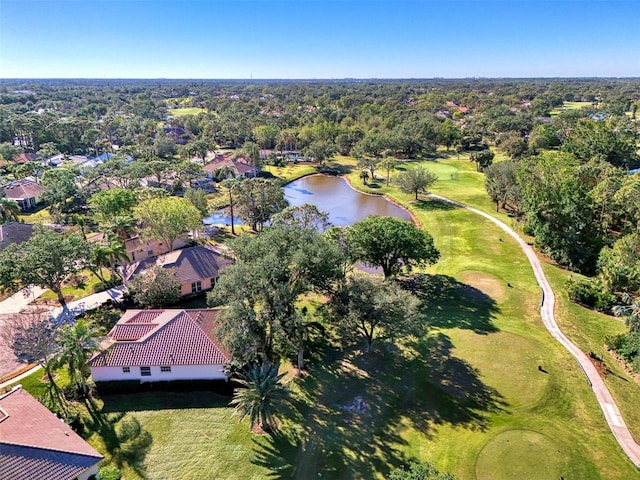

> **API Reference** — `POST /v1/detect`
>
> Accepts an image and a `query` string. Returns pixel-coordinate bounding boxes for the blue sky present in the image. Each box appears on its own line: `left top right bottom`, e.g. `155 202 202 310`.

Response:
1 0 638 79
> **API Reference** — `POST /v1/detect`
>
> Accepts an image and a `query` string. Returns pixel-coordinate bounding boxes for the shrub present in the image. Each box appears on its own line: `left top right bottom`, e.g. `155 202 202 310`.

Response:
566 277 616 312
99 465 122 480
606 332 640 372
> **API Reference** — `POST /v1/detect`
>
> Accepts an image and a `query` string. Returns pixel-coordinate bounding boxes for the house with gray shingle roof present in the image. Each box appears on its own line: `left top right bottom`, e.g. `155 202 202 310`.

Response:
2 179 43 212
88 309 230 384
0 222 34 250
0 386 103 480
123 244 232 297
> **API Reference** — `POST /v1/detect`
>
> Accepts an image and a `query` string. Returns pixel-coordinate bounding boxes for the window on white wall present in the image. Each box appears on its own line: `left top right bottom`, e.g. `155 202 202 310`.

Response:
160 366 171 372
140 366 151 376
122 366 130 373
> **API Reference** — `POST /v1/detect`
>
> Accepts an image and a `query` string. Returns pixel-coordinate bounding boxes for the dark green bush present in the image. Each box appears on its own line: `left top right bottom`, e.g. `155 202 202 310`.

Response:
566 277 616 312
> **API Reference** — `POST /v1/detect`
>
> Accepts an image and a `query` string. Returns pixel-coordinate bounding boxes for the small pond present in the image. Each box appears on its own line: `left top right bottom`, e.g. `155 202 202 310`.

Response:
204 174 413 227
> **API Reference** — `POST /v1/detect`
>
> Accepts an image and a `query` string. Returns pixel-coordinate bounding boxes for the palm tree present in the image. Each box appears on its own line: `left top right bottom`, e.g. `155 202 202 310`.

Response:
213 165 236 181
106 215 135 241
91 245 111 284
220 178 239 235
57 320 98 398
0 198 20 223
231 359 289 434
613 293 640 333
106 239 130 280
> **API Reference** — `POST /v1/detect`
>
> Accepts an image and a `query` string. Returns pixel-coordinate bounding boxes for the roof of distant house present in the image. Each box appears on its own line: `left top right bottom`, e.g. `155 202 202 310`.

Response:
15 153 39 164
203 154 256 176
88 309 230 367
123 244 232 284
2 179 44 200
0 222 34 250
0 386 103 480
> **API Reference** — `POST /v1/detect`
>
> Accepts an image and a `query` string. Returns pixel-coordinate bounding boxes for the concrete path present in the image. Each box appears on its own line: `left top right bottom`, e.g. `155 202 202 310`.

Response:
431 193 640 468
0 286 47 314
49 285 125 323
0 285 125 380
0 365 42 391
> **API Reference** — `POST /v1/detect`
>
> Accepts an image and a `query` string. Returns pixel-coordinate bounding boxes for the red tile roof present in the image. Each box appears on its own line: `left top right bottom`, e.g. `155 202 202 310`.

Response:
0 387 102 480
88 309 230 367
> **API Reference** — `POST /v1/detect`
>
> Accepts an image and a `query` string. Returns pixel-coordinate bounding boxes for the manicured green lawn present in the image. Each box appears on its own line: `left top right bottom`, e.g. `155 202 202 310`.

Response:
18 207 52 224
550 101 594 116
168 107 207 116
94 392 270 480
38 269 110 303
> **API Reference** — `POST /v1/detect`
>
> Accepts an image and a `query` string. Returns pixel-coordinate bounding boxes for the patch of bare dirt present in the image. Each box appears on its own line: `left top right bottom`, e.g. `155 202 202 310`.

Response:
459 271 507 302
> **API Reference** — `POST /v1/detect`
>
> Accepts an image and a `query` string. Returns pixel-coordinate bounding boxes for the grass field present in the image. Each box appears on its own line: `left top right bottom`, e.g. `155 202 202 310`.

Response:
550 101 594 116
167 107 207 117
14 154 639 479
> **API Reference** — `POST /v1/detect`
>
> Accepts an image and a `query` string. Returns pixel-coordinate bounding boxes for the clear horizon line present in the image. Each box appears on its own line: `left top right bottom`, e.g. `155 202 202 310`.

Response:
2 76 640 81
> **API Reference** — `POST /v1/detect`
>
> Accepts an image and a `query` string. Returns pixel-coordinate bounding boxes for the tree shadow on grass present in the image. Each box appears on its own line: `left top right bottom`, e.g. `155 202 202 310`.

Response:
398 274 500 334
84 398 152 478
412 198 458 212
100 390 232 412
252 334 507 479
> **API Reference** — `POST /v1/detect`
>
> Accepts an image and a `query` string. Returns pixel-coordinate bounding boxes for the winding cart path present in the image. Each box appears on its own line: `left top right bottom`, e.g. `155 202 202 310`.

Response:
430 193 640 468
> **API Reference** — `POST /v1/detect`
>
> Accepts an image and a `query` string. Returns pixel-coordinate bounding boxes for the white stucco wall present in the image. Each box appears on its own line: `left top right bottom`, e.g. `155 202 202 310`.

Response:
78 464 100 480
91 364 227 383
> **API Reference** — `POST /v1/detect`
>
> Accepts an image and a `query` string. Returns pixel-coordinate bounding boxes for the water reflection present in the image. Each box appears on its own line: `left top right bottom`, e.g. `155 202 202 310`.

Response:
285 175 412 226
204 174 413 227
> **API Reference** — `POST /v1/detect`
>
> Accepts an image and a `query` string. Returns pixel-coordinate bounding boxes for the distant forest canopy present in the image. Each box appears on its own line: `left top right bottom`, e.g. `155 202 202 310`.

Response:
0 77 639 159
0 78 638 287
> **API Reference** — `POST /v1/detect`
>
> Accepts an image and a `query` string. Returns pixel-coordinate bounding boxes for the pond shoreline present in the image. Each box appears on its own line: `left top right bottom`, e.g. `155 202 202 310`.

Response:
338 174 422 228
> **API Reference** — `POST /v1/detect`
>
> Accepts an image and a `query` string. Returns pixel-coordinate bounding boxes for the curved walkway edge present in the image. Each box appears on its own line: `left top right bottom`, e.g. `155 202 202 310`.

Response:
429 193 640 468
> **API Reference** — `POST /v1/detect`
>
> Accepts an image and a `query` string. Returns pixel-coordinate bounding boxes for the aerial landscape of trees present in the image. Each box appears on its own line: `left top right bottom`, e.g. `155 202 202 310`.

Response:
0 77 639 479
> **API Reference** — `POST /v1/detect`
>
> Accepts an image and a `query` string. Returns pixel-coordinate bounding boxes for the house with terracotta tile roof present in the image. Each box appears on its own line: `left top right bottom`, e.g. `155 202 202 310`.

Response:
2 179 44 212
0 386 103 480
88 309 230 383
123 244 232 297
203 153 258 179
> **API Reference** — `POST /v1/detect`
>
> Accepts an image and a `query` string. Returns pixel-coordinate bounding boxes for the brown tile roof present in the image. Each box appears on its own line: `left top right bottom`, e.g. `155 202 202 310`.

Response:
0 387 102 480
203 155 257 176
0 222 34 250
88 309 230 367
2 180 43 200
124 245 232 285
15 153 38 164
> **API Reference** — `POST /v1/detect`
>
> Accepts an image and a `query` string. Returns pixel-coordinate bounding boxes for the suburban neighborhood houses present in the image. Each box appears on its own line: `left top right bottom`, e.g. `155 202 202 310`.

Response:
0 72 639 480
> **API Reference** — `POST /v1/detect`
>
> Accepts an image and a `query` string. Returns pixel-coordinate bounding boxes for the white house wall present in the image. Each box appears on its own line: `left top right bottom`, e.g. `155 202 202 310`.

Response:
78 464 100 480
91 364 227 383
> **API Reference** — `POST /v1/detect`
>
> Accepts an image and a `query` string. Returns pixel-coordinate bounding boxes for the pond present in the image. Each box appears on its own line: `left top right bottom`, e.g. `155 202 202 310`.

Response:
204 174 413 227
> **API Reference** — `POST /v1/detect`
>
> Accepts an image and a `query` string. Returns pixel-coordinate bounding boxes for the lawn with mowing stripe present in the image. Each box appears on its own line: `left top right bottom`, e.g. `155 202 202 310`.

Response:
550 101 594 116
95 392 270 480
